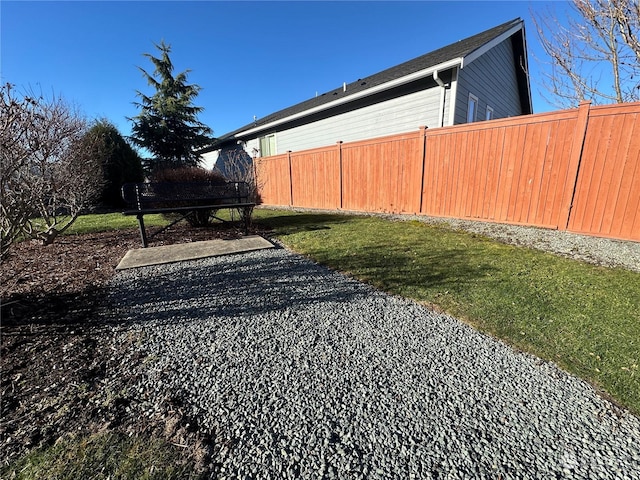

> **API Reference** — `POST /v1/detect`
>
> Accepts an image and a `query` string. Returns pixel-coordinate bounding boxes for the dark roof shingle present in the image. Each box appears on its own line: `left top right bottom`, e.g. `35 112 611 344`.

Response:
215 18 524 144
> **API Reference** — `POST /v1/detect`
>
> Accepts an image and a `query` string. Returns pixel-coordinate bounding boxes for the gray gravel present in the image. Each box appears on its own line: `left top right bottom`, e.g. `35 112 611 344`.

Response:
410 215 640 273
106 246 640 479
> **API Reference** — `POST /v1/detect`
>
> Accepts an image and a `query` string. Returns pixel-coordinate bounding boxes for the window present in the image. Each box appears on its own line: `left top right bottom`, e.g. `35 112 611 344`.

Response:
467 94 479 123
259 134 276 157
486 106 494 121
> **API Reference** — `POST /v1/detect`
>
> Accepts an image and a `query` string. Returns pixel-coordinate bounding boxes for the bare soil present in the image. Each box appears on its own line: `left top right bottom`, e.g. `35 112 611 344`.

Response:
0 222 260 472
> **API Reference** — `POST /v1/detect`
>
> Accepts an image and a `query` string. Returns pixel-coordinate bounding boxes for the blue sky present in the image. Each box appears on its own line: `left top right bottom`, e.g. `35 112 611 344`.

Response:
2 1 566 140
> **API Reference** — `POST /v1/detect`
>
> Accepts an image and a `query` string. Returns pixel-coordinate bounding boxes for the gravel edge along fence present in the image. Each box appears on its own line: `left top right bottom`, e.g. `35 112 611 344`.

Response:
104 246 640 480
265 207 640 273
411 215 640 273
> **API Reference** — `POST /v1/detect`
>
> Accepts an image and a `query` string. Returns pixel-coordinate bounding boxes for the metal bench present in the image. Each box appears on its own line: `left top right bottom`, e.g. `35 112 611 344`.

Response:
121 181 255 247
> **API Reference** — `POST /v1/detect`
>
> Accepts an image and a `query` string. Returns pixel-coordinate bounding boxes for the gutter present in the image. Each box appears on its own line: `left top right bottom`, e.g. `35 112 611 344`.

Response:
234 58 463 138
433 70 446 127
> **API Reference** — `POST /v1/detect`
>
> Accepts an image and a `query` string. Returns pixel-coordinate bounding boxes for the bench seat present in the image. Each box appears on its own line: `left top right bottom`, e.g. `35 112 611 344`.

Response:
122 181 255 247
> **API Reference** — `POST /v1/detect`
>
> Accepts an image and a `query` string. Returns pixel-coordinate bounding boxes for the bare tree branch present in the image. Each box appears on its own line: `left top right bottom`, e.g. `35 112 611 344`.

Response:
532 0 640 108
1 83 105 256
212 146 264 225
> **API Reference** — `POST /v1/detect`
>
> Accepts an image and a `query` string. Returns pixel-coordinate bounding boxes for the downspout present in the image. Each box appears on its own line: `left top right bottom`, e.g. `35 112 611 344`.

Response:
433 70 446 127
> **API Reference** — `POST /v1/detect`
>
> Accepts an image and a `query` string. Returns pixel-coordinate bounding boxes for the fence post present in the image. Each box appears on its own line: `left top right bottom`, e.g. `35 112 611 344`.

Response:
337 141 344 209
418 126 428 214
560 101 591 230
287 151 293 207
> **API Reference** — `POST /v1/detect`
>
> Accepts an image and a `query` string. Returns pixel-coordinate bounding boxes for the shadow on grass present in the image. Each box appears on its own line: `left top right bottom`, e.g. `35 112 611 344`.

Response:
310 243 497 305
254 212 351 235
257 214 498 303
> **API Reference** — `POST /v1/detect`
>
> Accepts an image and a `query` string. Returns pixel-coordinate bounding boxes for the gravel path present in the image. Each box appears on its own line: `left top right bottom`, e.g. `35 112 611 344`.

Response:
106 246 640 479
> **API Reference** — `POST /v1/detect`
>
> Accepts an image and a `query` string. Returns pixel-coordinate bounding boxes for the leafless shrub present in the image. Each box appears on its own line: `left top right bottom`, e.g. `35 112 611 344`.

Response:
215 147 263 224
0 85 38 258
0 83 105 256
151 166 226 184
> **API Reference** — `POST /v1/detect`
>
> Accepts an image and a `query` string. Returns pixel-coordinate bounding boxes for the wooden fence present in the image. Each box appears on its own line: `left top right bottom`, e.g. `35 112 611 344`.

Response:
255 102 640 241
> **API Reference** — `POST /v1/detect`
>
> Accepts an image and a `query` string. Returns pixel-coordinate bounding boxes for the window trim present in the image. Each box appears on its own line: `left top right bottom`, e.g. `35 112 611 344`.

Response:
467 93 479 123
486 106 494 121
259 133 276 157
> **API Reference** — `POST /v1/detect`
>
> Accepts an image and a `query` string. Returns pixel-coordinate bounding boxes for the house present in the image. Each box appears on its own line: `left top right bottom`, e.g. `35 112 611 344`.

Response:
201 18 532 170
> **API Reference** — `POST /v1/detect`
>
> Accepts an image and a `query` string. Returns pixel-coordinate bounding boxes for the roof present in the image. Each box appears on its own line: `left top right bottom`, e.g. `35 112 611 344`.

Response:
207 18 529 150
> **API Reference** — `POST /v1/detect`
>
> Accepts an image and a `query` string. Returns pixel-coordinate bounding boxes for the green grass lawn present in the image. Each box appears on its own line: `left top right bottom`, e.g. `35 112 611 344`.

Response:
66 212 169 235
3 432 201 480
252 209 640 416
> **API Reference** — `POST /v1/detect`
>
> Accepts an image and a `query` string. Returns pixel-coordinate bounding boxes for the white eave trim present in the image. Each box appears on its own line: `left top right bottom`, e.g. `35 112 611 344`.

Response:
234 57 463 138
461 22 523 68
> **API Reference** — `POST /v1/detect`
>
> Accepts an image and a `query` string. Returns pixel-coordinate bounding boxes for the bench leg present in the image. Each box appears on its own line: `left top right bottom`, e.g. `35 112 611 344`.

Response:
136 214 149 248
243 207 251 236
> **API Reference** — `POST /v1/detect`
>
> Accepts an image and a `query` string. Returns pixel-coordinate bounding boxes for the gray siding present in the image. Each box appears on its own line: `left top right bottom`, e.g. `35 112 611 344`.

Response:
454 38 522 124
274 86 443 154
200 150 219 170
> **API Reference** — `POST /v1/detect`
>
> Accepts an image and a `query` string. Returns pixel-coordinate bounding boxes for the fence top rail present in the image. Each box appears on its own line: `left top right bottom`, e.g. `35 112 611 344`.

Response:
427 109 583 137
588 102 640 117
339 130 424 150
289 144 342 157
256 153 289 163
255 101 640 161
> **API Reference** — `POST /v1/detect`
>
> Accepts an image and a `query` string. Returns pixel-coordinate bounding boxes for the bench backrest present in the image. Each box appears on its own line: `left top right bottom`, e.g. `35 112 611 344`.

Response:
122 181 251 210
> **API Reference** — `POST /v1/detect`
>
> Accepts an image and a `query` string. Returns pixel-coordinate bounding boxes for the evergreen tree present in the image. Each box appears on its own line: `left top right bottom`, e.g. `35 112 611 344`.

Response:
86 120 144 208
129 41 213 172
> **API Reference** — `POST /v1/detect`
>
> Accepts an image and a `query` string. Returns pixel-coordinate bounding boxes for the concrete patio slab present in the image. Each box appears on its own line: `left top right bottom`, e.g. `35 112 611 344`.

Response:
115 235 274 270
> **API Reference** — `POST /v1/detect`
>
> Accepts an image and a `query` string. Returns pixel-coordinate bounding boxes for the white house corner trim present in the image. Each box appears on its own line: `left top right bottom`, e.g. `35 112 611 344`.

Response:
447 67 459 126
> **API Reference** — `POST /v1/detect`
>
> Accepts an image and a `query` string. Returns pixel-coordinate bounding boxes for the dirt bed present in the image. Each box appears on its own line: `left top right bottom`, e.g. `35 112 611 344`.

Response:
0 223 253 469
